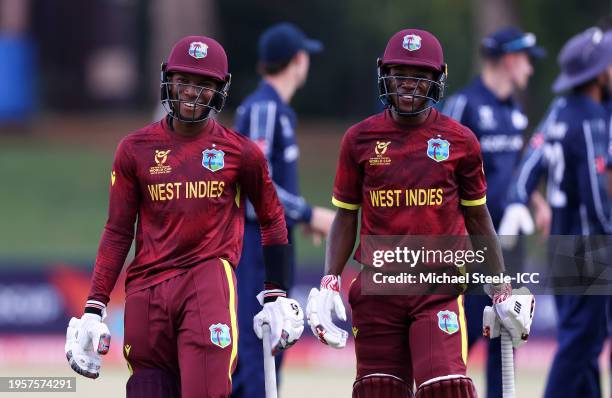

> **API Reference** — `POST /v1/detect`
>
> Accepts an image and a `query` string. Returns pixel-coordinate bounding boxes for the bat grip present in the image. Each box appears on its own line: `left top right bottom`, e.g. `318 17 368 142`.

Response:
501 327 515 398
262 323 278 398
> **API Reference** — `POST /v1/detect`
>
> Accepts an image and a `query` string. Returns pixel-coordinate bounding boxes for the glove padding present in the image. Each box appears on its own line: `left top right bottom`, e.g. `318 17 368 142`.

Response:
306 275 348 349
484 285 535 348
65 313 111 379
253 294 304 356
498 203 535 249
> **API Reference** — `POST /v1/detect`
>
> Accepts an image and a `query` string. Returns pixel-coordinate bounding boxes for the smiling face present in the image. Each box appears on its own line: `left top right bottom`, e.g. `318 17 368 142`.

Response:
385 64 436 114
167 72 221 121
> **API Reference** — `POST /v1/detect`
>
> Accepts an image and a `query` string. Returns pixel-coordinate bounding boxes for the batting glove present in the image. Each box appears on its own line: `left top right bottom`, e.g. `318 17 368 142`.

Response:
498 203 535 248
65 301 111 379
484 284 535 348
253 290 304 356
306 275 348 349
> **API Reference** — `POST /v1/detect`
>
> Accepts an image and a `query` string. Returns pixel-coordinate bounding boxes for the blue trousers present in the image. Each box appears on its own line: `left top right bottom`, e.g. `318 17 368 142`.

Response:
544 295 608 398
230 222 290 398
465 294 502 398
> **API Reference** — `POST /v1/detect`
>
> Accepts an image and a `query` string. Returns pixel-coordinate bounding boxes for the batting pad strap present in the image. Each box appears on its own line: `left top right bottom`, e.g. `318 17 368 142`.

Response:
262 244 292 294
84 299 107 319
418 375 470 388
353 373 412 398
416 375 476 398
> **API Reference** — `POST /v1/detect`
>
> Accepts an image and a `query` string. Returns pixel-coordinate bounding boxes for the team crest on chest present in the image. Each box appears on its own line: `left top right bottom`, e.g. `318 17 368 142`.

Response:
369 141 392 166
149 149 173 175
427 138 450 162
209 323 231 348
202 148 225 172
437 310 459 335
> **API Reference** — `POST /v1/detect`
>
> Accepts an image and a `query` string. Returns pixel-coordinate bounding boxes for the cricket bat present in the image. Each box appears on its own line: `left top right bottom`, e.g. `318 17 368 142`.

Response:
500 327 515 398
262 323 278 398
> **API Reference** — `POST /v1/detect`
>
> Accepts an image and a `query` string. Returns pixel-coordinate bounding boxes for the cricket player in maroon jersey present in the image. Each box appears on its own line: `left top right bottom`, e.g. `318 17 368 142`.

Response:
306 29 535 397
63 36 304 398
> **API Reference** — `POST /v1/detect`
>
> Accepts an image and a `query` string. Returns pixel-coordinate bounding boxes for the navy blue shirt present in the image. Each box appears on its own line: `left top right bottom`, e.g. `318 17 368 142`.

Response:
235 81 312 227
509 94 611 234
442 77 528 225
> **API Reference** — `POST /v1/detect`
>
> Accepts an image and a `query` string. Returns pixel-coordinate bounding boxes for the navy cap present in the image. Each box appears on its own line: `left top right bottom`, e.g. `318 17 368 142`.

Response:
258 22 323 63
553 27 612 93
481 26 546 58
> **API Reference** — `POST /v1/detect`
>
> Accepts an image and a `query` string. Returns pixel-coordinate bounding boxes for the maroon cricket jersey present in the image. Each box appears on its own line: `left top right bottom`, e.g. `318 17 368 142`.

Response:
88 118 287 304
332 109 486 262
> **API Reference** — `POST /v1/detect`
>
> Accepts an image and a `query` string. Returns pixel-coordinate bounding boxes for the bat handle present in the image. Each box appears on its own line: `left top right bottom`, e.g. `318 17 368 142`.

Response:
262 323 278 398
501 327 515 398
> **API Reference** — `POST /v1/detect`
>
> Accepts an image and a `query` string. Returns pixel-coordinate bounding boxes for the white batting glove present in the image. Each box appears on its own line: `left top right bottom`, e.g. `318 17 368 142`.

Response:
253 291 304 356
485 284 535 348
498 203 535 248
306 275 348 349
65 310 111 379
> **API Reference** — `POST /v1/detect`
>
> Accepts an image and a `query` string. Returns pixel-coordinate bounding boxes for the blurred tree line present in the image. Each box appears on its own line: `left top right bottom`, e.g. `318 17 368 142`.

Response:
28 0 609 125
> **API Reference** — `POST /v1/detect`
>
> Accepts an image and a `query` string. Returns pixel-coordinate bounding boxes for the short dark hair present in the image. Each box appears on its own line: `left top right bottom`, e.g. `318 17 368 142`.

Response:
257 59 292 76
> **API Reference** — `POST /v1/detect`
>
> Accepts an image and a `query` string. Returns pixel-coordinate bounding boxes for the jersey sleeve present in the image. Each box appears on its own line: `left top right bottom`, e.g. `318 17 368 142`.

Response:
88 138 140 305
571 121 611 233
456 130 487 206
441 93 469 125
332 130 362 210
508 131 547 204
236 101 312 224
239 139 288 245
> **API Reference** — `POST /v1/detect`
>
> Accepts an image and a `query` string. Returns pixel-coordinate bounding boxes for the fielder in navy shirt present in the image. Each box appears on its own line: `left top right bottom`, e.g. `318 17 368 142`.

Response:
442 26 549 398
505 27 612 398
231 23 334 398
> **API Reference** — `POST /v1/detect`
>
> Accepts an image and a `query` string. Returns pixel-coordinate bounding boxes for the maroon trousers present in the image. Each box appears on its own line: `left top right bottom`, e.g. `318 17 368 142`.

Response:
349 270 468 389
123 258 238 398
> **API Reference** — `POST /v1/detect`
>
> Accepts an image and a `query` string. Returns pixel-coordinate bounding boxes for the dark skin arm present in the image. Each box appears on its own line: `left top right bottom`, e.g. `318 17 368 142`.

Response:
463 204 506 275
325 208 359 276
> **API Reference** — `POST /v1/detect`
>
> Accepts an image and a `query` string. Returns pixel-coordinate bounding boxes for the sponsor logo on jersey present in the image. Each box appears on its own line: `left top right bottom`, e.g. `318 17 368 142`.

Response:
402 34 422 51
479 134 523 153
188 41 208 59
209 323 231 348
369 141 392 166
149 149 173 175
478 106 497 130
511 109 529 130
437 310 459 335
427 138 450 162
202 148 225 172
